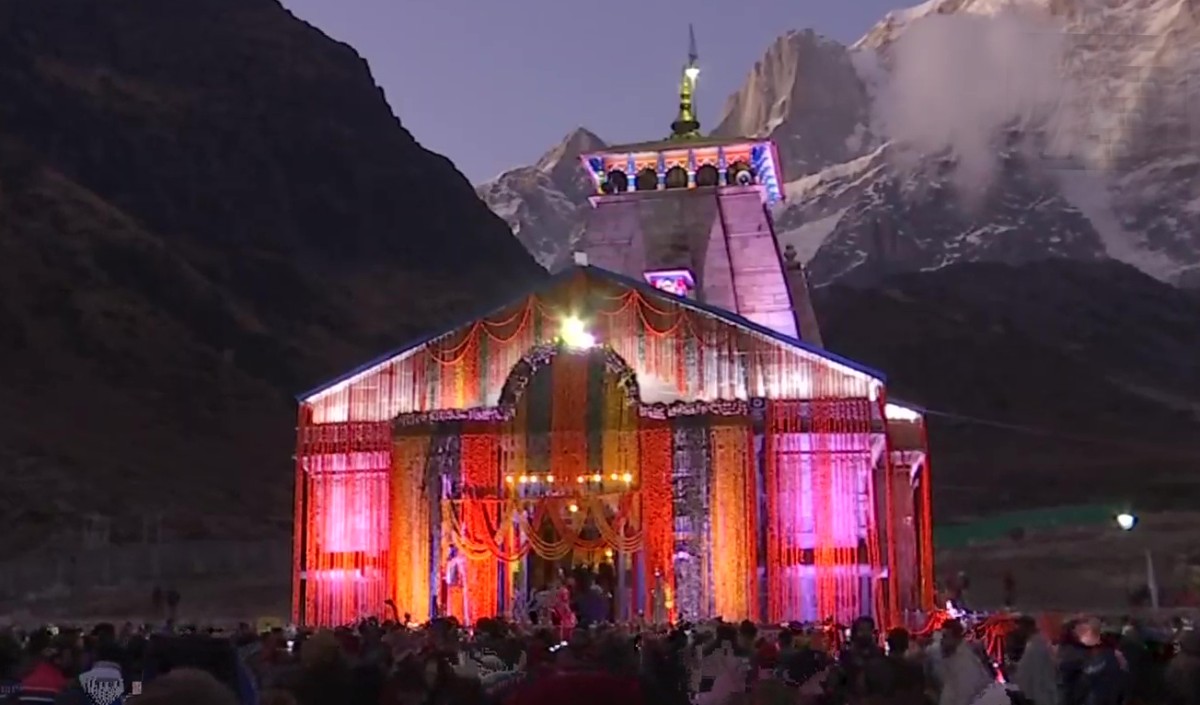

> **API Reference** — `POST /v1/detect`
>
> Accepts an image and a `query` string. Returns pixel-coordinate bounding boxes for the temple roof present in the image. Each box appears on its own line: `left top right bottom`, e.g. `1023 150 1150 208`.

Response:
597 135 765 154
298 265 886 403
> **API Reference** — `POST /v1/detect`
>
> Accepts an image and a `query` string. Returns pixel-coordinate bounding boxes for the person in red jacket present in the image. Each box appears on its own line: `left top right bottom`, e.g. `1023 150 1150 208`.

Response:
16 630 70 705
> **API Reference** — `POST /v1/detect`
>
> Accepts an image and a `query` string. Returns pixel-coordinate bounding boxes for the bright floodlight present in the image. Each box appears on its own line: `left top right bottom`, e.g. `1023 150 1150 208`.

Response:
1116 512 1137 531
685 66 699 81
560 315 595 349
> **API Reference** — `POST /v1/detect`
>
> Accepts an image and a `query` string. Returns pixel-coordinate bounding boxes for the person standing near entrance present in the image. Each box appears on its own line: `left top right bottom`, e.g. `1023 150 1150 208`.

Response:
443 546 470 626
651 571 669 625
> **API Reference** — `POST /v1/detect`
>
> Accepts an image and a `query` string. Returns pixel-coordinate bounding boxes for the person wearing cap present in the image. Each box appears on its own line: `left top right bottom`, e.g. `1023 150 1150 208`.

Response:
55 638 125 705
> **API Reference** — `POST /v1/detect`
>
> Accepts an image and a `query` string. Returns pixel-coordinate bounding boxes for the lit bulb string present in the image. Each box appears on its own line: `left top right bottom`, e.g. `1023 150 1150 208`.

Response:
918 407 1200 460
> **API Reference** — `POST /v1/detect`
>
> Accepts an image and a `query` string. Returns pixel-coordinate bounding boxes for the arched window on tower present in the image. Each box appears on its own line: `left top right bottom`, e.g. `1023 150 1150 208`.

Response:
664 166 689 189
695 164 719 187
606 170 629 193
635 168 659 192
727 160 755 186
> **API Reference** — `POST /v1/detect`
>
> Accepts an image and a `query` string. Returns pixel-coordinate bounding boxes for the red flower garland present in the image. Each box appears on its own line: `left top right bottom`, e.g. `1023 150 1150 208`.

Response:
638 420 674 620
460 432 499 622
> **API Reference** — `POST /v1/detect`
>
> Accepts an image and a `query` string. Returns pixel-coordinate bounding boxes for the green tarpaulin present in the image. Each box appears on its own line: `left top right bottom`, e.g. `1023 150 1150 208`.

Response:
935 504 1123 549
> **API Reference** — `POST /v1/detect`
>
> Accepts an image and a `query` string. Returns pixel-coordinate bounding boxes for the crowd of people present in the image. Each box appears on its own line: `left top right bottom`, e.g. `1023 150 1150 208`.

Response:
0 610 1196 705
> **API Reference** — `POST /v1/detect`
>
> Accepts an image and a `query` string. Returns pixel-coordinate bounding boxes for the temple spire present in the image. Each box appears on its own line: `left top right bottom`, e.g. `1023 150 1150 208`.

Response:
670 24 701 140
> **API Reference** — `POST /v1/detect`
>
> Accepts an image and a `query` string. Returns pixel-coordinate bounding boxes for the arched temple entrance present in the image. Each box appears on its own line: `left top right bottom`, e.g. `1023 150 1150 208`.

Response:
391 343 677 625
440 344 648 624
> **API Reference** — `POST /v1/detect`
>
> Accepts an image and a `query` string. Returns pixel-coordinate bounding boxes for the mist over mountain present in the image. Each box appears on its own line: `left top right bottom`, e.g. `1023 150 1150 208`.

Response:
482 0 1200 285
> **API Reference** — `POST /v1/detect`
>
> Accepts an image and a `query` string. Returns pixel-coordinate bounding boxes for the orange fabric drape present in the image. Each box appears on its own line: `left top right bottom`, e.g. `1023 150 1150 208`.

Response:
710 424 756 621
550 350 589 482
638 421 674 620
459 433 500 622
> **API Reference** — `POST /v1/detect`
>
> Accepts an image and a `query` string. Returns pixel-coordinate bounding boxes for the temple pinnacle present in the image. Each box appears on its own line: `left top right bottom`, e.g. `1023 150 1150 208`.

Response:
670 24 701 140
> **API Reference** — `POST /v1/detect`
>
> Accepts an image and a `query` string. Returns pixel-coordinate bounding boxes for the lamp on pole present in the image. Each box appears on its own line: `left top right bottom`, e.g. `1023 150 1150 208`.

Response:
1116 510 1158 611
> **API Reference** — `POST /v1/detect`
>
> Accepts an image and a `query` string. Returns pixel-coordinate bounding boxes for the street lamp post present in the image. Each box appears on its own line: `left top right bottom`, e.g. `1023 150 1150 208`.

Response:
1116 511 1159 611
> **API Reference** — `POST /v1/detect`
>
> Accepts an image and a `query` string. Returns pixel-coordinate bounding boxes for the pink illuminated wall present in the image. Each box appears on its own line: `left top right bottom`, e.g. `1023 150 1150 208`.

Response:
773 433 869 550
296 423 393 625
766 398 881 624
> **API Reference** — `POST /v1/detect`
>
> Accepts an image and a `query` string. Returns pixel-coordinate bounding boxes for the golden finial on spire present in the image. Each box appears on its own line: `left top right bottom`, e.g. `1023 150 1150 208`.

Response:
670 24 701 140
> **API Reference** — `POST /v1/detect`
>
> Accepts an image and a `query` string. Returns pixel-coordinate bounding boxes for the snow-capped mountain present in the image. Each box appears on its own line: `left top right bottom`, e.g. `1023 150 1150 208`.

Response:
475 128 604 269
712 29 876 177
477 0 1200 286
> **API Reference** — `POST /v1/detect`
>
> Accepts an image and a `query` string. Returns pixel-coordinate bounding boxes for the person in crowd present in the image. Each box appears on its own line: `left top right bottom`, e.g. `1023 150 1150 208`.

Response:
573 574 605 631
290 631 351 705
831 616 888 704
1165 629 1200 705
930 619 992 705
777 627 832 699
868 627 925 705
1007 616 1055 705
506 630 645 705
135 668 238 705
1059 618 1127 705
54 637 124 705
696 623 750 705
16 630 72 705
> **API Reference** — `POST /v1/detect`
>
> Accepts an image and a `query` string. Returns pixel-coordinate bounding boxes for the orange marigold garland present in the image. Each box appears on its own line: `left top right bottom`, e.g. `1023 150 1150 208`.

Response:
638 420 674 620
710 423 755 620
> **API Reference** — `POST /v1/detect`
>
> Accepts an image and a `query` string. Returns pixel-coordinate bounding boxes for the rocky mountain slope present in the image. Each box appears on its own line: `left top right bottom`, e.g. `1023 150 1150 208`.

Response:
0 0 542 550
814 259 1200 517
480 0 1200 285
475 128 605 269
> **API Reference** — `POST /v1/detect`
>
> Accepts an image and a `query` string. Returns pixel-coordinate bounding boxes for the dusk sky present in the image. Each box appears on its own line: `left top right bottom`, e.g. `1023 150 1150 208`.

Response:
281 0 905 182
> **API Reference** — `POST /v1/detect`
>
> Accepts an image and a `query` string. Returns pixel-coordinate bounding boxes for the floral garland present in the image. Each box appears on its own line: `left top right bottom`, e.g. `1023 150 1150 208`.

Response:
392 435 432 622
394 397 753 427
460 433 499 620
710 424 756 621
639 422 675 621
391 341 768 428
446 493 643 561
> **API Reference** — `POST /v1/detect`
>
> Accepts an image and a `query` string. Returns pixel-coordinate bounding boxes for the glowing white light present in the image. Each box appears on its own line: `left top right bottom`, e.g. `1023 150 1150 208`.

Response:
685 66 699 81
560 316 595 349
1117 512 1137 531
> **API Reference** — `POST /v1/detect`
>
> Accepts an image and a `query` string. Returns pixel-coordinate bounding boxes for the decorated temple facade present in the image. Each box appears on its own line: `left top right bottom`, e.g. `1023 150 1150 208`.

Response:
293 267 934 627
292 29 934 628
